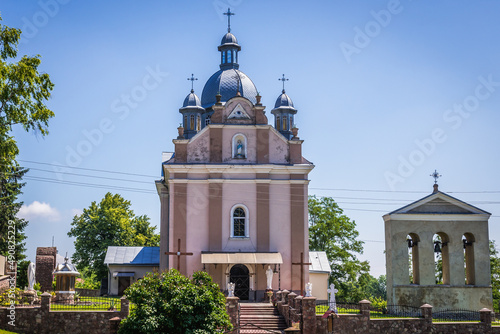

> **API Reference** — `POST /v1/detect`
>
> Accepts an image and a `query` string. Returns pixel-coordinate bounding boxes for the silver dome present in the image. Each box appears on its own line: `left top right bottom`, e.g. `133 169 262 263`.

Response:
221 32 238 46
182 90 203 109
201 69 258 108
273 91 297 111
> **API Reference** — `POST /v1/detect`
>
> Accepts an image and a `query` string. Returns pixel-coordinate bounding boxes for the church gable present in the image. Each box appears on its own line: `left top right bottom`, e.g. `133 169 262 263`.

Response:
223 98 255 124
390 192 490 216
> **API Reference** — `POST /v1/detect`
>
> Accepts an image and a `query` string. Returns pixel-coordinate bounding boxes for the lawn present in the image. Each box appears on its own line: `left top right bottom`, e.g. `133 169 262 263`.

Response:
50 296 121 311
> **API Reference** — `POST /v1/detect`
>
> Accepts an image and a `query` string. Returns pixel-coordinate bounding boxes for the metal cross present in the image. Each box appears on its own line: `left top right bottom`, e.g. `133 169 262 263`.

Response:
165 238 193 272
292 252 312 296
279 74 289 93
187 74 198 92
223 8 235 33
430 170 441 184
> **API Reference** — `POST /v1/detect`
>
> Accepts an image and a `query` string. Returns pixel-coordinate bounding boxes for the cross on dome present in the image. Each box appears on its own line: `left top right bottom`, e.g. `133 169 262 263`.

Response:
223 8 235 33
187 73 198 93
279 74 289 93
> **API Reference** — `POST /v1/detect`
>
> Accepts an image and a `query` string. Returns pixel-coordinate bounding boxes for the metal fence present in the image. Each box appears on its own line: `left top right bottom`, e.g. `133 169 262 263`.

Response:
50 296 121 311
432 309 480 322
316 301 359 315
370 305 422 319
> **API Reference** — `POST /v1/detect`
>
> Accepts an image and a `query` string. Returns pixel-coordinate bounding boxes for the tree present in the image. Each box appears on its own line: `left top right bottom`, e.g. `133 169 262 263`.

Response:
118 269 232 334
0 15 54 260
490 240 500 312
308 195 370 302
67 192 160 280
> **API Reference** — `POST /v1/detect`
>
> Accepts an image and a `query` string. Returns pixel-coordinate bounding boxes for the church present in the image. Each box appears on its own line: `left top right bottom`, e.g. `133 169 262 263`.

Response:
155 11 314 301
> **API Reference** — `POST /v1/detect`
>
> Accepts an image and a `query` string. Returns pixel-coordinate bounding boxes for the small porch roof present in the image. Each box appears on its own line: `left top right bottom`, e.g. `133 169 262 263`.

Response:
201 252 282 264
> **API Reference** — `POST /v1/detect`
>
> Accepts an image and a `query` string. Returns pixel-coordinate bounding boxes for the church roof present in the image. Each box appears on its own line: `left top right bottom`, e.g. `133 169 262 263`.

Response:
309 251 331 273
201 68 258 108
104 246 160 266
221 32 238 46
272 90 297 112
385 189 491 217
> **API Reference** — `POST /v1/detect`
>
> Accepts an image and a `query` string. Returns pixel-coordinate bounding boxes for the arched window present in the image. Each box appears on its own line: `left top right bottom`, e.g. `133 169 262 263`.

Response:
196 115 201 131
433 233 450 285
205 114 211 126
222 51 226 64
228 50 232 63
231 205 248 238
290 116 294 130
184 115 187 129
463 233 475 285
407 233 420 284
190 115 195 130
282 116 287 131
276 116 281 130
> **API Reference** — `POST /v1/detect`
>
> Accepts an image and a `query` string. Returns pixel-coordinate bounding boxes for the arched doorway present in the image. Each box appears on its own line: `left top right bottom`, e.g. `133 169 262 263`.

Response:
230 264 249 300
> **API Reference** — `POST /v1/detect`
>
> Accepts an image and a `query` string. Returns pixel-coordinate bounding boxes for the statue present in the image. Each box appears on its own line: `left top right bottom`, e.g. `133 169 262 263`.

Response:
327 283 339 313
236 140 243 157
266 265 273 290
27 261 36 291
227 282 235 297
305 282 313 297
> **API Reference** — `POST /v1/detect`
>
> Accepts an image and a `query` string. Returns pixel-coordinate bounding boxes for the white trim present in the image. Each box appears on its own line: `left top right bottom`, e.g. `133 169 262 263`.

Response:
384 214 490 222
230 204 249 238
164 164 314 175
167 179 311 185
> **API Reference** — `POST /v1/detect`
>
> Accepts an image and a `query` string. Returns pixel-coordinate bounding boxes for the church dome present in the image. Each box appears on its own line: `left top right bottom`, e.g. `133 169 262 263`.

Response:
201 68 258 108
273 90 297 111
221 32 238 45
182 90 203 109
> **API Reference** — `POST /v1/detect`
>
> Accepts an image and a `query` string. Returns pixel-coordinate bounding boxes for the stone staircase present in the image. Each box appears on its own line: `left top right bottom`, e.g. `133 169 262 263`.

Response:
239 303 287 333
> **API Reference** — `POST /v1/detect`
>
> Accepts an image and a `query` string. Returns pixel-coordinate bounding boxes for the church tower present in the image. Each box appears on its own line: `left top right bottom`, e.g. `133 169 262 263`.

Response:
156 10 314 301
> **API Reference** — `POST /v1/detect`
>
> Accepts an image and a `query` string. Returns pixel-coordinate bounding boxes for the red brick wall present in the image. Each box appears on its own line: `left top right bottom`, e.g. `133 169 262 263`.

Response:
35 247 57 292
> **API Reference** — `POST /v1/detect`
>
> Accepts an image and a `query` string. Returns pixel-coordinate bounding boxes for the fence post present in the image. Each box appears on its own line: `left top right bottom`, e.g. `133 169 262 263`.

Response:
302 296 317 334
226 296 239 334
480 308 492 324
359 299 371 318
420 303 433 331
120 296 129 318
109 317 121 334
288 292 297 327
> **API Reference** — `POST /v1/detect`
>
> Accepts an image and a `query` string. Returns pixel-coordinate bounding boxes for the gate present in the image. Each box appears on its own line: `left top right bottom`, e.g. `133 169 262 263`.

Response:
230 264 249 300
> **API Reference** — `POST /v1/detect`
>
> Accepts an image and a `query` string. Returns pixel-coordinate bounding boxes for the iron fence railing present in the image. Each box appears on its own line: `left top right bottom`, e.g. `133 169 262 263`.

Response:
432 309 480 322
316 301 359 315
370 305 422 318
50 296 121 311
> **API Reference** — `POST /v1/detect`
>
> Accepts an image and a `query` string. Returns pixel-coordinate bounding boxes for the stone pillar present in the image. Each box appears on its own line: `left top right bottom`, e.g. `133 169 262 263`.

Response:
226 297 239 334
41 292 51 313
282 289 290 302
294 296 303 323
287 292 297 327
36 247 57 292
120 296 130 318
109 317 121 334
302 296 317 334
480 308 492 324
359 299 371 318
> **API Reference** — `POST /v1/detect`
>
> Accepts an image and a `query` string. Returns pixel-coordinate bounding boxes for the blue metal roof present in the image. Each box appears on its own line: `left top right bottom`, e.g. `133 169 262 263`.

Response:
201 68 258 108
273 90 296 111
104 246 160 265
181 90 203 109
221 32 238 45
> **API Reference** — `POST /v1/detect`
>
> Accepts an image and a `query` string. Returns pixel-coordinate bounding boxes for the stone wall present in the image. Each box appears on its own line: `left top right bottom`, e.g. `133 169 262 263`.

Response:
0 292 129 334
35 247 57 292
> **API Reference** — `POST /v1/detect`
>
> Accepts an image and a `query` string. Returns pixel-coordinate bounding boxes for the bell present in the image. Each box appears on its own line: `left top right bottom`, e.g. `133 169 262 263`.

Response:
434 241 442 253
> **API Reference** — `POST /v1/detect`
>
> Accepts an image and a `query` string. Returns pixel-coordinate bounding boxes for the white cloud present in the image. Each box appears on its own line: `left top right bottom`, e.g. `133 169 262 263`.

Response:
70 208 83 217
18 201 61 222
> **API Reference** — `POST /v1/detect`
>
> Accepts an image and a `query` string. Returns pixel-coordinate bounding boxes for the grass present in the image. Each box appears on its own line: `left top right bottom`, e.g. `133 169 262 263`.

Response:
50 296 121 311
0 330 18 334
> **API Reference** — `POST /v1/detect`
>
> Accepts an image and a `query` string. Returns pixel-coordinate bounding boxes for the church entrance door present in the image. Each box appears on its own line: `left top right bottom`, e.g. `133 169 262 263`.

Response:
230 264 249 300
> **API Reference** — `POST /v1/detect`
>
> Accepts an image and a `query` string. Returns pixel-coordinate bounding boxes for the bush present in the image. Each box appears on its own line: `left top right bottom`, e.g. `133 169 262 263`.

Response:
118 269 232 334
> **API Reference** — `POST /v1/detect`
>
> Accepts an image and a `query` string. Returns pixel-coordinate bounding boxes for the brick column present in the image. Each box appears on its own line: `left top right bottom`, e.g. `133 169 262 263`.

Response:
226 297 239 334
302 297 317 334
287 292 297 327
480 308 492 324
282 289 290 302
359 299 371 318
120 296 130 318
109 317 121 334
294 296 303 323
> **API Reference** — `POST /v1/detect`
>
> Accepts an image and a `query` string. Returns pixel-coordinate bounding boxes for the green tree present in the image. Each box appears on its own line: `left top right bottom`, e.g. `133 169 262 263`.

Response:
68 193 160 280
308 195 370 302
118 269 232 334
15 259 30 289
0 15 54 260
490 240 500 312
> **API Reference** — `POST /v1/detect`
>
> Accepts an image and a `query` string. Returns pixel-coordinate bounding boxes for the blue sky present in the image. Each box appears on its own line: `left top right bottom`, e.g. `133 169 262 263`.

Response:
3 0 500 277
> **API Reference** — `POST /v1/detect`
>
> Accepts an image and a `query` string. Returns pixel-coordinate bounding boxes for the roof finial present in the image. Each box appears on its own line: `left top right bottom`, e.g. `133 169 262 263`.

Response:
279 74 289 93
187 74 198 93
223 8 235 33
430 169 441 193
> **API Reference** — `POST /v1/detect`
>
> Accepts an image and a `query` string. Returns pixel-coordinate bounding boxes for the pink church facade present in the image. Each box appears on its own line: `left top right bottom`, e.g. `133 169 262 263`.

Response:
156 27 314 301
